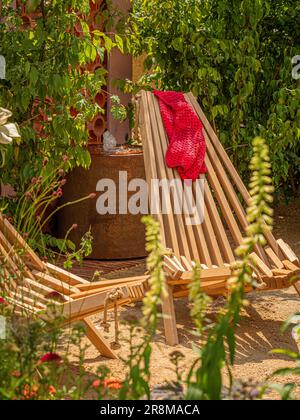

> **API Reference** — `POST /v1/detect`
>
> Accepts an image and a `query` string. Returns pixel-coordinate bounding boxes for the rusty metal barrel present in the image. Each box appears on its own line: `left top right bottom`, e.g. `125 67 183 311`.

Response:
57 149 147 259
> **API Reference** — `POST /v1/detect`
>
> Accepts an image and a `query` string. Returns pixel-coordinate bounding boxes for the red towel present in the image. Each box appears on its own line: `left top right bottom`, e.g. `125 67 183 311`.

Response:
154 90 207 181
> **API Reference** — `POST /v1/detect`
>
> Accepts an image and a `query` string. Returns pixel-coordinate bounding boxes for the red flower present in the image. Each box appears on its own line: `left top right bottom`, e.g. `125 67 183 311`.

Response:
92 379 101 389
0 297 7 306
22 384 38 400
49 385 56 396
93 377 122 391
103 378 122 390
38 352 62 365
11 370 21 378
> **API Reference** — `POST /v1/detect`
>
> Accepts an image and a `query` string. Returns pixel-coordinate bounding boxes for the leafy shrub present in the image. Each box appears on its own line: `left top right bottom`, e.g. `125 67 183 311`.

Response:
0 0 116 193
128 0 300 195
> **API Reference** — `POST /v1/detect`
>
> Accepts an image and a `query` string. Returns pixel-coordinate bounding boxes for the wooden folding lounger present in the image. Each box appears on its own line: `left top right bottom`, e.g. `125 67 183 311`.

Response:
0 214 149 358
138 90 300 345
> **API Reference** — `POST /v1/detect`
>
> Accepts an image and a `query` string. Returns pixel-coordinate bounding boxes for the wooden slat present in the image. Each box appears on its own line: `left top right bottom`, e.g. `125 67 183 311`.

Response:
147 92 182 257
151 93 213 265
164 256 184 280
265 247 284 269
180 256 193 271
82 318 118 359
202 180 234 264
205 157 244 247
32 271 80 296
251 253 273 277
76 275 149 292
200 126 267 263
61 286 130 319
0 231 35 280
294 282 300 296
0 242 22 279
282 260 300 274
150 93 193 260
272 269 291 276
46 263 90 286
8 291 45 310
180 266 231 282
5 296 39 314
23 277 70 301
139 91 167 246
161 284 179 346
0 214 45 271
70 280 147 300
186 93 282 258
278 239 299 265
17 285 55 306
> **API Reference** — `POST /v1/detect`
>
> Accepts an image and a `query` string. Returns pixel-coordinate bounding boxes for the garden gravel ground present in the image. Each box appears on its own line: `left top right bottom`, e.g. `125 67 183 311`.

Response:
66 197 300 399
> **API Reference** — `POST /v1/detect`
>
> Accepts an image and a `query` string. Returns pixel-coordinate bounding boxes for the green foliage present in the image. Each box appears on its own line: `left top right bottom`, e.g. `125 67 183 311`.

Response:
8 162 94 258
186 137 274 400
0 266 116 400
266 313 300 399
128 0 300 194
0 108 20 167
0 1 115 193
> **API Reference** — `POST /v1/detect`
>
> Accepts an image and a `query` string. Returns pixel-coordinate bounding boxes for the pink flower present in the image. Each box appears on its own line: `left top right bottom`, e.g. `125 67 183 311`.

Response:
24 191 32 200
58 169 65 177
92 379 101 389
62 155 69 162
38 352 62 365
71 224 78 230
89 193 96 199
55 187 63 198
31 177 37 185
60 179 67 187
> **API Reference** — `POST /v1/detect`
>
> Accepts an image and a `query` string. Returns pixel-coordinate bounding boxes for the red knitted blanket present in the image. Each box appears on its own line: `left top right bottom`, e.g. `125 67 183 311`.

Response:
154 90 207 181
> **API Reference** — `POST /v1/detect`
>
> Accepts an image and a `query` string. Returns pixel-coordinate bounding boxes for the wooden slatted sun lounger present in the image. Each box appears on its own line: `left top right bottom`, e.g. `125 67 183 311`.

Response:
138 90 300 345
0 213 149 358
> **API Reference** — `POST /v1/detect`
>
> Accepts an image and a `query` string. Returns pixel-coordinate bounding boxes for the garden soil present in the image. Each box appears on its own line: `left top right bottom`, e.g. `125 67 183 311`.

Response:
65 196 300 399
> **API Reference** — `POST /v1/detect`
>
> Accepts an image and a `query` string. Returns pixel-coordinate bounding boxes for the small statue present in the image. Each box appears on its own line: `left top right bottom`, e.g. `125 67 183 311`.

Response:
0 108 20 145
0 107 20 167
0 55 5 80
103 130 117 152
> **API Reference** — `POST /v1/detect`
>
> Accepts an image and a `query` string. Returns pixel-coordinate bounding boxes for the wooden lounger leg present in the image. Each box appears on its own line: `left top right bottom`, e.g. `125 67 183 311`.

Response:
161 285 179 346
83 318 118 359
294 282 300 297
